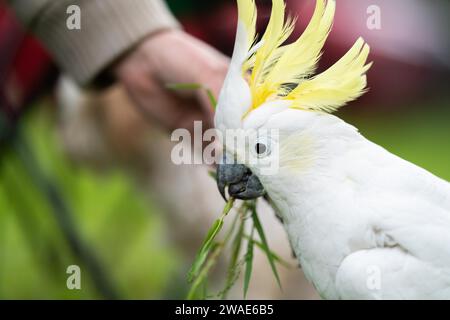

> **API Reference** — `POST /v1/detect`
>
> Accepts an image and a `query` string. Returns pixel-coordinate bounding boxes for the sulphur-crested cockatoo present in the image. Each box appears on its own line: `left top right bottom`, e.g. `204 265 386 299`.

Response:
215 0 450 299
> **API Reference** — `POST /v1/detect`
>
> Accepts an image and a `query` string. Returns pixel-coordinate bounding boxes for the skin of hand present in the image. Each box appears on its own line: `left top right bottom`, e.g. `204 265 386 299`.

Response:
115 29 230 133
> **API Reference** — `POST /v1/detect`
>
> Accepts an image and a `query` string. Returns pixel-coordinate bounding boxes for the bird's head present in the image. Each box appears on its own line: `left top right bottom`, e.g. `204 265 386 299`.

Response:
215 0 371 201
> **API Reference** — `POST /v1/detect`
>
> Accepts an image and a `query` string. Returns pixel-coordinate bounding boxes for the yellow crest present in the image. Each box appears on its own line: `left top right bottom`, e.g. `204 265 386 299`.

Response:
237 0 372 115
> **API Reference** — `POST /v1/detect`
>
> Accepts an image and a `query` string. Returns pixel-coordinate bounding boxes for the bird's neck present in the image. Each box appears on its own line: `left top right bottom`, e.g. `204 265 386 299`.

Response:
283 128 366 219
265 118 369 268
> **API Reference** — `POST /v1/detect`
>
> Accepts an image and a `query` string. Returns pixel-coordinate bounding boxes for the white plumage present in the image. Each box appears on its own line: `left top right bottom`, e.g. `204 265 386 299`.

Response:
248 108 450 299
215 0 450 299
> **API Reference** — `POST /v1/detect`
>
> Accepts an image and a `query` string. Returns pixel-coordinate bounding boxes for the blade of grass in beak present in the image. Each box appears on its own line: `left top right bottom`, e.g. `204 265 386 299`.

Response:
222 217 246 299
243 226 255 299
243 235 293 268
230 218 245 274
187 243 222 299
188 198 234 282
188 218 223 282
250 203 282 289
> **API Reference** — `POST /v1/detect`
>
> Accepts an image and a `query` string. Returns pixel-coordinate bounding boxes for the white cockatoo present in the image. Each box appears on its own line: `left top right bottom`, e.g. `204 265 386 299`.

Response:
215 0 450 299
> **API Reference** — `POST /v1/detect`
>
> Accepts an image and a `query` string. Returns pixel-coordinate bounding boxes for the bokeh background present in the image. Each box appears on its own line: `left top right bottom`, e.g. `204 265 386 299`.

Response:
0 0 449 299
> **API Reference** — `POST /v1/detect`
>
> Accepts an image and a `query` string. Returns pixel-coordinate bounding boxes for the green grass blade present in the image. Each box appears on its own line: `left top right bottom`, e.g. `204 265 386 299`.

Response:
201 218 224 254
222 198 235 216
243 227 255 299
251 204 282 289
208 170 217 181
166 83 218 110
166 83 202 90
187 198 234 282
205 89 218 110
187 243 222 299
188 218 223 282
230 219 245 273
221 218 246 299
244 235 293 268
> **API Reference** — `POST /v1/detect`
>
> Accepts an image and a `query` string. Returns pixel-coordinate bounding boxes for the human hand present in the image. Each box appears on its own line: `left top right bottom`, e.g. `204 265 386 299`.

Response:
115 29 229 132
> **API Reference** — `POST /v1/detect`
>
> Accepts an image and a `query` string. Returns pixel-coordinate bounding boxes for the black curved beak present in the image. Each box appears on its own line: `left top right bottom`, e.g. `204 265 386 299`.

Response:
216 155 265 201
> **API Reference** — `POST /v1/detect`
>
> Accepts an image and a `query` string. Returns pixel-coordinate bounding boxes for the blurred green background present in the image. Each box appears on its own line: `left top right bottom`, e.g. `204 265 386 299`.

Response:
0 105 180 299
342 103 450 182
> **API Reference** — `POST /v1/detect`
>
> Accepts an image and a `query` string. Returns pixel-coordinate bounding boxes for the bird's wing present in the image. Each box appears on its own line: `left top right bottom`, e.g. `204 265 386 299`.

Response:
336 143 450 299
367 143 450 267
335 247 450 299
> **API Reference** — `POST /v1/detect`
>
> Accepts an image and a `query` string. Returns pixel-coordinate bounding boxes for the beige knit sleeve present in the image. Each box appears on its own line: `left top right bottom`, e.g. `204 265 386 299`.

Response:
8 0 180 85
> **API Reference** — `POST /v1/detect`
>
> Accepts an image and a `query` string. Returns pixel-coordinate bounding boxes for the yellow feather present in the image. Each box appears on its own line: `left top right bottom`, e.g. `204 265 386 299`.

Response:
265 0 335 96
237 0 257 50
237 0 257 73
286 37 372 113
235 0 371 116
249 0 294 107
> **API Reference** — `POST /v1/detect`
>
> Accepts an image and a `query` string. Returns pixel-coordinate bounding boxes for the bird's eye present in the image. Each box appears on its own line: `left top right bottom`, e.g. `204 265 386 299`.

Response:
255 143 267 155
253 137 272 158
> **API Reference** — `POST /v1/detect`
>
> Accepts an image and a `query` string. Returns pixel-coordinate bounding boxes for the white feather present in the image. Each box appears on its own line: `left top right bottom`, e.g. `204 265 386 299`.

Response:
246 109 450 299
